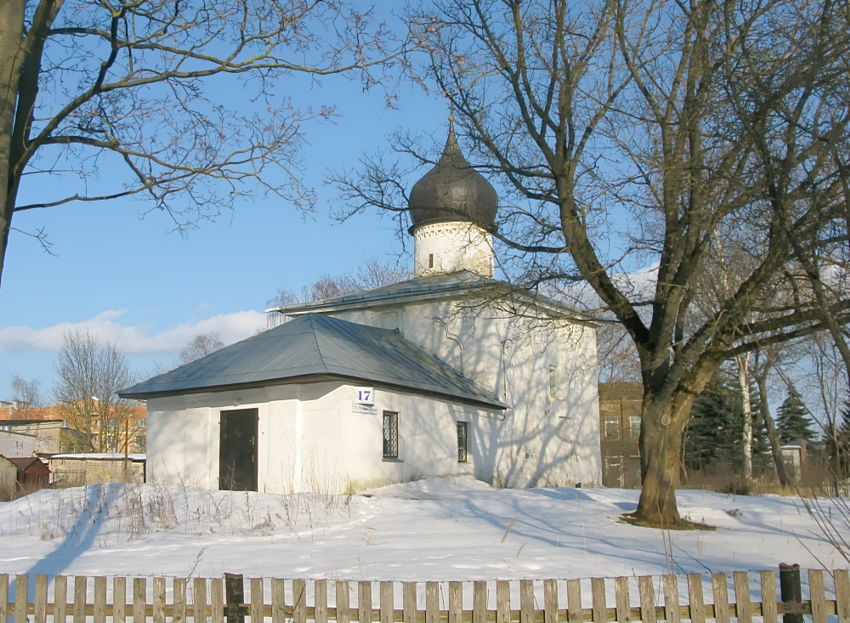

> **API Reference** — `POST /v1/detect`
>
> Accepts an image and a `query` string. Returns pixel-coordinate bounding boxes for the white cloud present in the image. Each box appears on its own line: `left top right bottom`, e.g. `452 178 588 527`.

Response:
0 309 268 355
563 263 659 312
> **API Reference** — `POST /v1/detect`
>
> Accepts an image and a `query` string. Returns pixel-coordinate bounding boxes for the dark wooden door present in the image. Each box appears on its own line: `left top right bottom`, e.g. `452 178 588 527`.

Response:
219 409 258 491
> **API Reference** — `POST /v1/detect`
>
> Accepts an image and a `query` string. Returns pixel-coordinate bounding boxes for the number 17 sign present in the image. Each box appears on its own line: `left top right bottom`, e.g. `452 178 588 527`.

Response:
355 387 374 405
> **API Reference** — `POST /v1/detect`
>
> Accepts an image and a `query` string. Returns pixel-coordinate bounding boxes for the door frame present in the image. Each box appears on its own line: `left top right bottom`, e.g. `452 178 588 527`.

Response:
219 408 258 491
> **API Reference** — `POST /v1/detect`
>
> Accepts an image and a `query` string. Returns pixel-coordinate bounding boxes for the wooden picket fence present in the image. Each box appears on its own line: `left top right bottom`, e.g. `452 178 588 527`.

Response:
2 567 849 623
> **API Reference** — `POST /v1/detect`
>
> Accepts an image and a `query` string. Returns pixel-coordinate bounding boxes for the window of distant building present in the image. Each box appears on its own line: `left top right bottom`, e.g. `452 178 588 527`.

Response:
629 416 641 441
604 415 620 440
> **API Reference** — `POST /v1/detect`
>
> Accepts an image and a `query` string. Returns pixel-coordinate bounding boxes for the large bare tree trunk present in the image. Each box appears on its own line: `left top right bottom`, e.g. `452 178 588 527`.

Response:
637 401 686 524
634 370 712 526
634 380 704 525
0 1 24 289
0 0 62 290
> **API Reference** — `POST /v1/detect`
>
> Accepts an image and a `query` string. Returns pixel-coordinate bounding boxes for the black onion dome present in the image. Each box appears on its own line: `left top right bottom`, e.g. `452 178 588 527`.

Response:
408 125 498 233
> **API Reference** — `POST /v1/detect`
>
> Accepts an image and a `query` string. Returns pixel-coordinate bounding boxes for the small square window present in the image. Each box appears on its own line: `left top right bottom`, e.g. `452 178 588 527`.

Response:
383 411 399 459
457 422 468 463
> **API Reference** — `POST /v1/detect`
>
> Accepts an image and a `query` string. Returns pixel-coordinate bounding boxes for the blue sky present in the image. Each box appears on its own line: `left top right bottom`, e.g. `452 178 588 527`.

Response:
0 71 448 400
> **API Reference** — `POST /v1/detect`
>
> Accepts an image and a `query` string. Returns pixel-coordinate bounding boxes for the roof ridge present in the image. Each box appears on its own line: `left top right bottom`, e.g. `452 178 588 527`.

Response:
269 271 499 315
307 313 332 373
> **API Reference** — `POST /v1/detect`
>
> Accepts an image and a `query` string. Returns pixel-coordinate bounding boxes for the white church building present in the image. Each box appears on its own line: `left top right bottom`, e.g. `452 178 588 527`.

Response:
121 126 602 493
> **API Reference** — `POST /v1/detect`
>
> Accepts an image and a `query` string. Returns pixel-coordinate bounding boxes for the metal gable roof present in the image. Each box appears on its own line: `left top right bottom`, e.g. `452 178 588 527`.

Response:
120 313 506 409
266 270 593 322
266 270 497 314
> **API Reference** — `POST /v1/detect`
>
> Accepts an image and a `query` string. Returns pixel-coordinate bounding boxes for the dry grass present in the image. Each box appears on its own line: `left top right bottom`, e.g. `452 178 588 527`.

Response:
683 460 844 498
619 511 715 530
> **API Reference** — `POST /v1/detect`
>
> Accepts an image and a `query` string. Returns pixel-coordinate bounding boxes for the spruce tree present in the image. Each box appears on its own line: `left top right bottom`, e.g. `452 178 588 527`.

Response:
684 374 743 472
776 387 817 444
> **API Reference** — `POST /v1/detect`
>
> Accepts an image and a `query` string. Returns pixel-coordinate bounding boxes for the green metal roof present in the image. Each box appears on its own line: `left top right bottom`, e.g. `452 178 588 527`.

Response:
120 313 506 409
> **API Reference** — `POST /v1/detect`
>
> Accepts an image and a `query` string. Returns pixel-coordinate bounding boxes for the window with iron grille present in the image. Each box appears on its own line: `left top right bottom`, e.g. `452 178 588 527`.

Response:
383 411 399 459
457 421 468 463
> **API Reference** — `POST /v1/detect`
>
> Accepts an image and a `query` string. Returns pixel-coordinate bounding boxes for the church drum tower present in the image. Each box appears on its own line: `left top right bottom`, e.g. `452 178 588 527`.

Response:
407 124 498 278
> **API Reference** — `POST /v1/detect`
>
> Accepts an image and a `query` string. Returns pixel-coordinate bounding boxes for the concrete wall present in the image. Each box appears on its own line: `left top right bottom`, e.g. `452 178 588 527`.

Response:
0 431 38 457
48 457 145 487
0 421 90 454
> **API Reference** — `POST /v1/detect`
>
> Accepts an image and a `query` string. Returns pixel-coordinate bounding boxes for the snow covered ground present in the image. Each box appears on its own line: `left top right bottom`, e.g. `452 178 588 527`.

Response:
0 477 844 581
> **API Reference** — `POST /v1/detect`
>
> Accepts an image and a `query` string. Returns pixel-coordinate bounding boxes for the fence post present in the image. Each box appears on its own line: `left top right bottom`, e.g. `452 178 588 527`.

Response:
779 564 803 623
225 573 246 623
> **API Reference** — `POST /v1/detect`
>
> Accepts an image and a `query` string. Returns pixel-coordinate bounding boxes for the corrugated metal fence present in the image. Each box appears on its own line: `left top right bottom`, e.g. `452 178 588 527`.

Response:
1 566 848 623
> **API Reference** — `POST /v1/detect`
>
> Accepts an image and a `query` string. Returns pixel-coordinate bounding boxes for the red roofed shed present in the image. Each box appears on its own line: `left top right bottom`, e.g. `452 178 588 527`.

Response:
8 457 50 493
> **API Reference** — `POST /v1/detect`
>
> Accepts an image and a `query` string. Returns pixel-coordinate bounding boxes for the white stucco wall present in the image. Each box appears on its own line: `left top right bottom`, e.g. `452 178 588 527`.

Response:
414 222 495 278
147 287 601 493
146 382 490 494
326 298 601 488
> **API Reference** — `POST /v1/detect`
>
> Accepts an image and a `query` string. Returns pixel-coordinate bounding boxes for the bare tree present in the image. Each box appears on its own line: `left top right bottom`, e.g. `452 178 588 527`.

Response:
54 330 134 452
0 0 409 289
335 0 850 525
694 233 765 482
354 258 412 291
790 332 848 477
9 374 42 418
178 331 224 365
268 258 410 309
751 344 796 486
597 324 641 384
